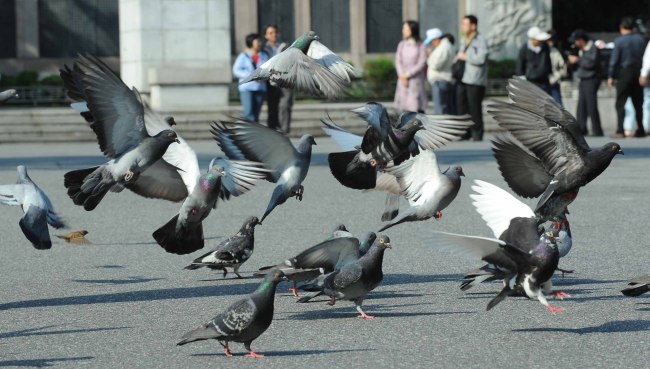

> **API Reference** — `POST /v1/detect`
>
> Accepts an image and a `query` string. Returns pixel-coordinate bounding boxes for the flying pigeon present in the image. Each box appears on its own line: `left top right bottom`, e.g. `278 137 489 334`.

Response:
488 78 623 220
211 119 316 224
56 230 92 245
152 158 268 255
374 151 465 231
621 275 650 297
297 235 391 319
184 216 260 277
428 180 569 314
241 31 357 99
0 89 18 104
60 54 192 211
177 269 287 358
0 166 66 249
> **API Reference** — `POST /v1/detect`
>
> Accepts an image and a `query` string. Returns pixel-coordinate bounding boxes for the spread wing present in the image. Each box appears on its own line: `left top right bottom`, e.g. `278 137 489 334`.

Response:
124 159 188 201
307 40 358 83
397 112 474 150
0 184 24 206
294 237 360 271
209 157 270 200
320 117 363 151
428 231 505 260
383 150 443 202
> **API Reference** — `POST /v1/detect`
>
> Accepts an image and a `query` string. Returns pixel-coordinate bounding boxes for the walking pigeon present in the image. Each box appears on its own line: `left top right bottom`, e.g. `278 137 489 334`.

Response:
56 230 92 245
297 235 391 319
183 216 260 277
621 275 650 297
211 119 316 224
428 180 569 314
177 269 287 358
152 158 268 255
241 31 357 99
488 78 623 220
0 89 18 104
60 54 192 211
0 166 66 249
375 151 464 231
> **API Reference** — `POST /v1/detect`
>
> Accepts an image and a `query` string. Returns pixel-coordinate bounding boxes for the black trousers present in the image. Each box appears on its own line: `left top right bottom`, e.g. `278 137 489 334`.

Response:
615 66 645 134
576 78 603 136
456 83 485 140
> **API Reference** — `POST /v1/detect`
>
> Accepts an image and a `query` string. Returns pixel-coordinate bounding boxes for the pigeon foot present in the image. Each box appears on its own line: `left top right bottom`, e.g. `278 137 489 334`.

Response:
288 287 302 297
552 291 571 300
246 351 264 358
434 211 443 220
124 170 135 182
327 296 336 306
558 267 574 277
222 269 228 278
223 347 233 357
546 305 565 314
292 185 304 201
235 272 243 279
357 313 375 319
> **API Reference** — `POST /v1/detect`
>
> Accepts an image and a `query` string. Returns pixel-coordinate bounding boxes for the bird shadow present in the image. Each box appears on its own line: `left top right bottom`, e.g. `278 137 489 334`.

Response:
192 348 375 358
196 275 258 282
0 325 129 340
552 277 625 286
635 302 650 311
71 277 163 285
0 284 257 310
282 303 471 320
512 320 650 334
382 273 463 287
0 356 94 367
90 240 159 246
95 265 125 269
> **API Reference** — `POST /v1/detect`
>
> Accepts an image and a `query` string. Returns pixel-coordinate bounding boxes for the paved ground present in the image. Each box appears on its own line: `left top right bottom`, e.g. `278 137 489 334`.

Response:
0 136 649 369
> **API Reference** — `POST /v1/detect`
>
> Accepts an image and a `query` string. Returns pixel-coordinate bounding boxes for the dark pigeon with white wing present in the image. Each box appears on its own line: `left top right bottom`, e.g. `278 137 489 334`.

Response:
184 216 260 277
177 269 286 358
0 166 66 249
211 119 316 224
241 31 357 99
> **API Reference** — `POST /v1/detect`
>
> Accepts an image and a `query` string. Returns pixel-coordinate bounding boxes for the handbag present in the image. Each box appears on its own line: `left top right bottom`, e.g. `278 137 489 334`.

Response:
451 38 472 81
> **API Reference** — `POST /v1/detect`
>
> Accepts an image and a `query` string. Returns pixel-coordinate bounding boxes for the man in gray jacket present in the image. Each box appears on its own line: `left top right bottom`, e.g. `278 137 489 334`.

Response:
455 15 489 141
568 29 603 137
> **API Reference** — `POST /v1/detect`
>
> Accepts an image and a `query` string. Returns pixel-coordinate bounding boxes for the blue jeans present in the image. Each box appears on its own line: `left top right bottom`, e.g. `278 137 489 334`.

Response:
240 90 266 122
550 85 563 107
431 80 455 114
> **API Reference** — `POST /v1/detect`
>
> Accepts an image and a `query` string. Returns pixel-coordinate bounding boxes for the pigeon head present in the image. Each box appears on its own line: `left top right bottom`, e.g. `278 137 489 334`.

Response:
297 134 317 153
452 166 465 177
602 142 624 156
332 223 348 233
164 116 176 127
542 227 560 247
154 129 180 144
16 165 31 183
292 31 319 53
81 230 89 235
394 119 424 144
377 235 392 249
243 216 260 229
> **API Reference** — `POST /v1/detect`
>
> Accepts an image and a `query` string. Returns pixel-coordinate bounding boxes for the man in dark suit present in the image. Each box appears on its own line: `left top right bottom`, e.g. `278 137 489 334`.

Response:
568 29 604 137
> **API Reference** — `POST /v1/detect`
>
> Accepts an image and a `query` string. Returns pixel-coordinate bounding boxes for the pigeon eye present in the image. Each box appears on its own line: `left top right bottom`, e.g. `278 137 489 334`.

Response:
191 208 198 215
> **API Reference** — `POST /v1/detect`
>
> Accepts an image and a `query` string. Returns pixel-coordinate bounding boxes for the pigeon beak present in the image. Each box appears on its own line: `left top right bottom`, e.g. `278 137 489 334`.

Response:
174 138 180 143
617 149 624 155
460 170 465 177
385 243 392 249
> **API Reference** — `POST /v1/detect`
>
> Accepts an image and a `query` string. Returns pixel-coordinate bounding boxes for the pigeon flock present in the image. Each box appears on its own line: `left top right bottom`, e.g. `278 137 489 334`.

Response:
0 31 647 359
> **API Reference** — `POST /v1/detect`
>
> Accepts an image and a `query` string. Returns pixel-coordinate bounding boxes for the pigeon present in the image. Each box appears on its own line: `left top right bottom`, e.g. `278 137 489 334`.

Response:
184 216 260 277
56 230 92 245
621 275 650 297
0 166 66 249
60 54 193 211
152 158 268 255
322 104 473 190
211 119 316 224
488 78 624 221
428 180 569 314
177 269 287 358
241 31 356 99
297 235 391 319
374 150 464 231
0 89 18 104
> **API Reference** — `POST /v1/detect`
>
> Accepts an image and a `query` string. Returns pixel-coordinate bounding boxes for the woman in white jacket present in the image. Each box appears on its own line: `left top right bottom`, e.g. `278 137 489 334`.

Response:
425 28 456 114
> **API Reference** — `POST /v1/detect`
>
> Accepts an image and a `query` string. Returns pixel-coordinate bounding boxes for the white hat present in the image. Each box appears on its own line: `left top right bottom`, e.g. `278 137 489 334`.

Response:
424 28 443 44
527 26 551 41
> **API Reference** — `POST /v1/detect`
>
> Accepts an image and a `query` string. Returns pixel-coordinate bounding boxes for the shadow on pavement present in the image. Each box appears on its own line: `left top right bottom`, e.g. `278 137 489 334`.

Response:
283 303 472 320
0 325 129 339
512 320 650 334
382 273 463 286
0 356 93 367
192 348 375 357
71 277 163 285
0 284 257 310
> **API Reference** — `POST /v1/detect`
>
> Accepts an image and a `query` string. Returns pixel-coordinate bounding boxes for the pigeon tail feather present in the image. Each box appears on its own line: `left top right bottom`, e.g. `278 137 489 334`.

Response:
328 151 376 190
153 214 204 255
63 166 112 211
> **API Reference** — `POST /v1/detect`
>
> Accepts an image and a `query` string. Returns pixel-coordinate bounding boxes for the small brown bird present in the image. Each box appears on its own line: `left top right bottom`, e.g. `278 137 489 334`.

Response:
56 230 92 245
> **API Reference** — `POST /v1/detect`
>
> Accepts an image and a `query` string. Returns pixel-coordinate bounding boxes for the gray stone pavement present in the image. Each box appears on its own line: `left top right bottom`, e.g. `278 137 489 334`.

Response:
0 136 649 368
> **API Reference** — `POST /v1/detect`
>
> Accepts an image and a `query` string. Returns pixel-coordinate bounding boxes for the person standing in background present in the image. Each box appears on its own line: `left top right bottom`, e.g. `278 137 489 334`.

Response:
547 29 568 106
394 20 428 114
263 24 293 133
232 33 269 123
455 15 489 141
608 17 646 138
516 26 552 93
425 28 456 114
568 30 603 137
639 40 650 132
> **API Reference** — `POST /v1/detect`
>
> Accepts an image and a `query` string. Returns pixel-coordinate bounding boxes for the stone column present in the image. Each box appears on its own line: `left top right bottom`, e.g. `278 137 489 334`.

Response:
15 0 39 58
294 0 310 35
119 0 231 111
349 0 366 68
233 0 257 55
402 0 418 22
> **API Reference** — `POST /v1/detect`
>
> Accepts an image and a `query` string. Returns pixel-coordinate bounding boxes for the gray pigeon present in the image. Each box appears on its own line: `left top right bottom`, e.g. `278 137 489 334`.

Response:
152 158 268 255
60 54 192 211
489 78 623 221
429 180 569 314
211 119 316 224
297 235 391 319
621 275 650 297
177 269 286 357
0 166 66 249
0 89 18 104
375 151 464 231
241 31 356 99
184 216 260 277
